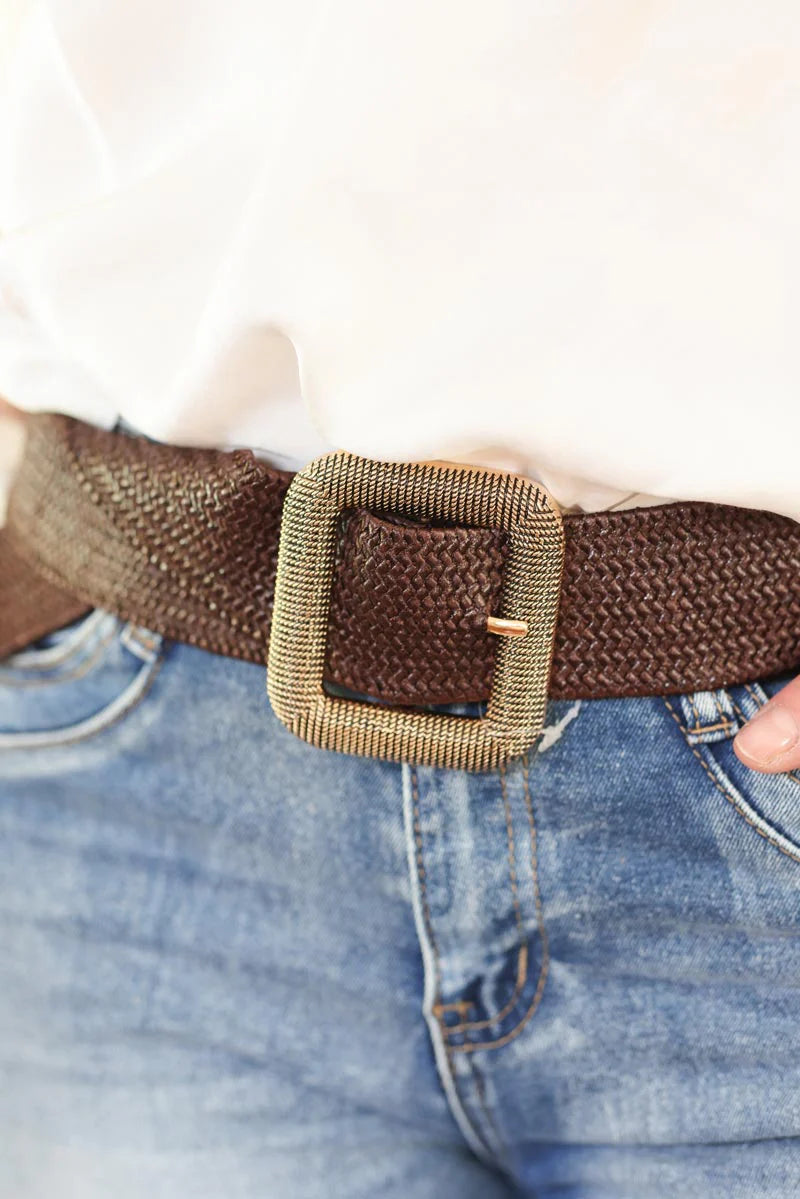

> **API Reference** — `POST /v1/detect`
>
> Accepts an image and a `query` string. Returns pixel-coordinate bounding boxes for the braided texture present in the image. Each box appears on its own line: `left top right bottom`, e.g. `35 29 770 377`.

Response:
3 413 800 703
0 527 88 656
326 512 507 704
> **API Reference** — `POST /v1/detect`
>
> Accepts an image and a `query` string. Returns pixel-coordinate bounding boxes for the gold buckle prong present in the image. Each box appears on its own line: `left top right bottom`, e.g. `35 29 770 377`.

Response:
487 616 529 638
267 452 565 771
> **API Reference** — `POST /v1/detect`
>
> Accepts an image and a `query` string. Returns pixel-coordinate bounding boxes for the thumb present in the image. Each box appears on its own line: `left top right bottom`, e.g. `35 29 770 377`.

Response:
733 675 800 773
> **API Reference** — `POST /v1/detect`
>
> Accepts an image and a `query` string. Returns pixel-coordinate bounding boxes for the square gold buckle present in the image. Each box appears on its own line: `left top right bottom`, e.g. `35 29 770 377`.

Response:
267 453 564 771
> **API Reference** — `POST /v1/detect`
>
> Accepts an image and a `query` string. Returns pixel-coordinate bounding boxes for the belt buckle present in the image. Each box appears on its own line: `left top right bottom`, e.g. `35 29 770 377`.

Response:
267 452 564 771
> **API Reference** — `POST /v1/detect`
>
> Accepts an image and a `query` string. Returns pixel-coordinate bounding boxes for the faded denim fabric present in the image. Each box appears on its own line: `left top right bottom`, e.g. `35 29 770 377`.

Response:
3 611 800 1198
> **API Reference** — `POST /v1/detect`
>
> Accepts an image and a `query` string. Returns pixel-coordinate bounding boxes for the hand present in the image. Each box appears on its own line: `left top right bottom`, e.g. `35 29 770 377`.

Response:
734 678 800 773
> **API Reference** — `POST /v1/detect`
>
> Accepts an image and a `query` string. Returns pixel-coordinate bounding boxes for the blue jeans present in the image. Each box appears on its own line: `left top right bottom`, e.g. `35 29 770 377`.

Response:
3 610 800 1198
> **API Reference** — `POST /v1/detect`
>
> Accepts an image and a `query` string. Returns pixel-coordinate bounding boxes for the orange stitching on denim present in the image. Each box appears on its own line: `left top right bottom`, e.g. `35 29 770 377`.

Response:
677 692 733 737
0 655 165 752
499 760 525 963
783 772 800 793
664 698 800 866
450 751 550 1054
0 624 118 689
712 691 728 725
410 769 492 1155
435 999 473 1016
681 720 735 736
671 695 734 738
442 763 529 1033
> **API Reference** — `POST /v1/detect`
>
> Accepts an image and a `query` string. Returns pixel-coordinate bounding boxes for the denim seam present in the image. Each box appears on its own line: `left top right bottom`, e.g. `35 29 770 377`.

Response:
438 762 529 1034
699 688 800 798
1 609 105 672
120 625 162 662
447 752 551 1053
712 690 729 725
410 766 443 1003
726 689 800 791
681 719 735 737
406 765 496 1162
734 695 758 719
464 1054 510 1165
664 697 800 867
0 653 165 751
0 624 119 690
678 690 735 737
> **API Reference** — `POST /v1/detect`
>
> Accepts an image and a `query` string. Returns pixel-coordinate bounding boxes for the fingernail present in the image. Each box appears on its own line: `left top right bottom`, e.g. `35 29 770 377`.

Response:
735 704 799 766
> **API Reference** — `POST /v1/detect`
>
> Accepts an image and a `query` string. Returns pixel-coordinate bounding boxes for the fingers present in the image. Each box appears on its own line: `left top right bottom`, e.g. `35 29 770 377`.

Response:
733 675 800 773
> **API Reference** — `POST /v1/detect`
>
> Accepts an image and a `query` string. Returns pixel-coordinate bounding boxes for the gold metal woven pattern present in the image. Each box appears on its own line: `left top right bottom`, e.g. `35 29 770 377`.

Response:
267 452 565 771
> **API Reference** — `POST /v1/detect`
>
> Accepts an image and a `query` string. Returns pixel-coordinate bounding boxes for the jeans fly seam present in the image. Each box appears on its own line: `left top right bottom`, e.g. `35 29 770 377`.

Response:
410 766 443 1004
664 697 800 867
448 750 550 1053
442 762 529 1034
465 1053 510 1166
407 766 496 1161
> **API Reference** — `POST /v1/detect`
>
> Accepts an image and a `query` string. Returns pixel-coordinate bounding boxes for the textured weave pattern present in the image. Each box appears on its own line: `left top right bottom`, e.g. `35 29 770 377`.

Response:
3 415 291 664
267 452 563 769
0 527 89 657
326 512 507 705
3 413 800 704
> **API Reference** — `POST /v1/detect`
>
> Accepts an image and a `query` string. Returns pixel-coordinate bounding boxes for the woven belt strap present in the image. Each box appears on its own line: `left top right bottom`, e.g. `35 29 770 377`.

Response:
2 413 800 703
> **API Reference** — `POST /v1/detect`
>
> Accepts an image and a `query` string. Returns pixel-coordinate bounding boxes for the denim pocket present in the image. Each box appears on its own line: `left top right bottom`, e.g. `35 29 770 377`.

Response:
667 673 800 864
0 611 164 749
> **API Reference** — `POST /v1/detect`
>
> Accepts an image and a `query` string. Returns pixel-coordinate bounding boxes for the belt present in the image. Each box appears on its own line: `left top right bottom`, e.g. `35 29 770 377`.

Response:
2 414 800 769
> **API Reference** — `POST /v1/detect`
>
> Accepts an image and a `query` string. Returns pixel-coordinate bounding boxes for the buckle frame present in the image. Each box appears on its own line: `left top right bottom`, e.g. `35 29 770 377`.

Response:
267 452 564 771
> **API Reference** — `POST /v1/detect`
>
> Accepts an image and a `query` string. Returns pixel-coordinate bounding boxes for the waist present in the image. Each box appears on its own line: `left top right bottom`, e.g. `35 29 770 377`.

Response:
3 413 800 768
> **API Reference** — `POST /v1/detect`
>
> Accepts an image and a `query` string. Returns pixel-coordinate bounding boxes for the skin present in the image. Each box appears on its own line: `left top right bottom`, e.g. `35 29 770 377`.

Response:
734 678 800 775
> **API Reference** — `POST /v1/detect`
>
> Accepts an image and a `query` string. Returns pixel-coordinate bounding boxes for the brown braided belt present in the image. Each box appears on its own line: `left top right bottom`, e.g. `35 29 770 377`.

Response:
2 414 800 766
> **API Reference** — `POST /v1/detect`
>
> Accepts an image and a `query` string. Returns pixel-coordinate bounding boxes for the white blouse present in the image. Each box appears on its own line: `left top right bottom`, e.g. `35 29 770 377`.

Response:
1 0 799 517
